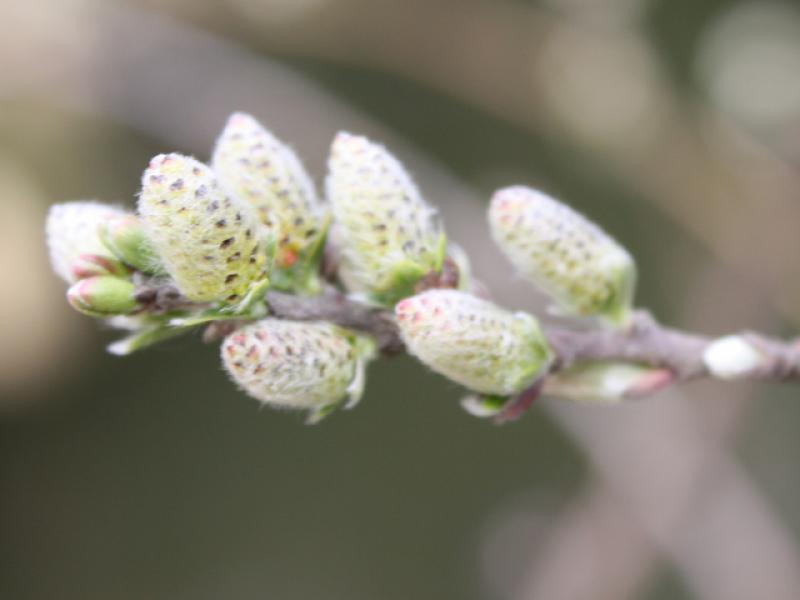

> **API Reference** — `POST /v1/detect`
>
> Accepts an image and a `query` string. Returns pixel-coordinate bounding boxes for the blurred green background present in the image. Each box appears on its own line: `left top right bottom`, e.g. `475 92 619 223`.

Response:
3 1 800 598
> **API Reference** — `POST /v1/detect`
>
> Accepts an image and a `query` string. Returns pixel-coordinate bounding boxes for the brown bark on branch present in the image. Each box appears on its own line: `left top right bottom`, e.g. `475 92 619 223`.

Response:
263 290 800 386
266 289 405 355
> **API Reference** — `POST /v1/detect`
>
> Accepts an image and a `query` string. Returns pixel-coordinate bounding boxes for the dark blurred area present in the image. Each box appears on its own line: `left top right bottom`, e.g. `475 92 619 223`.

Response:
3 1 800 598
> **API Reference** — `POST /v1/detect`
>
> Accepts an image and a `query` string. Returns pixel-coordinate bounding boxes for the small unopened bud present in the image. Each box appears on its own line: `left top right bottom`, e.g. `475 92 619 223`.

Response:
327 132 446 305
46 201 126 283
489 186 636 326
212 113 327 292
544 361 674 403
703 335 765 380
461 394 512 418
138 153 271 304
221 319 373 423
396 290 552 395
99 214 163 274
67 276 138 316
71 253 130 280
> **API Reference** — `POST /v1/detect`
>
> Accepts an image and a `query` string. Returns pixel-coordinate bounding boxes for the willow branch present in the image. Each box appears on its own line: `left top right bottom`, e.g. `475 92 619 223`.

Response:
263 289 800 385
265 289 404 354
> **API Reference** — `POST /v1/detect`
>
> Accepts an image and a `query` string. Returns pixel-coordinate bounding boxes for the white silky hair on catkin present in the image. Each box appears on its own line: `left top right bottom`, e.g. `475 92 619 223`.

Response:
326 131 442 296
46 201 126 283
221 319 358 410
396 289 552 396
489 186 635 322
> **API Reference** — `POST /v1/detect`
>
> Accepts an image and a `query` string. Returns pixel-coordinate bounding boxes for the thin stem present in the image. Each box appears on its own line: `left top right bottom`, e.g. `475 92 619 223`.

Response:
263 290 800 385
135 277 800 388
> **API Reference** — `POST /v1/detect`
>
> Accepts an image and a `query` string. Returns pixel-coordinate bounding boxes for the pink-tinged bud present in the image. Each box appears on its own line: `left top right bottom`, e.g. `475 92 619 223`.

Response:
46 201 126 283
212 113 327 293
67 276 138 317
326 132 446 305
138 153 272 304
221 319 374 423
396 290 552 396
70 253 130 280
489 186 636 326
543 361 674 403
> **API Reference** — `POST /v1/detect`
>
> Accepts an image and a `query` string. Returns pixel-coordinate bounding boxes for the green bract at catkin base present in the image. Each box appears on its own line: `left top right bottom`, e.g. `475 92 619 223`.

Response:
396 290 553 403
221 319 376 424
326 132 446 307
98 214 164 275
489 186 636 328
213 112 329 295
138 153 274 312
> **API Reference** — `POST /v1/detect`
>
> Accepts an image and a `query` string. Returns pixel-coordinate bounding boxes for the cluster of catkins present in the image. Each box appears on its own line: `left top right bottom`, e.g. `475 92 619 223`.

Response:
47 112 648 423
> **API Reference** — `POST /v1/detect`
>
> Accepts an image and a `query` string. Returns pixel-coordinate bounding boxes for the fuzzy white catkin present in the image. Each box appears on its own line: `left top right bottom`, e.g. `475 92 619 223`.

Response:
221 319 359 411
212 113 326 271
489 186 636 325
46 201 125 283
326 132 444 303
396 289 552 395
138 153 269 303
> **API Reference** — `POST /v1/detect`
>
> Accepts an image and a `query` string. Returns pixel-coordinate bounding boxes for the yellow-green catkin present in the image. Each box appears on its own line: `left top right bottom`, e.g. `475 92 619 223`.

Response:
396 290 552 395
212 113 327 293
326 132 446 305
138 153 271 304
489 186 636 327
